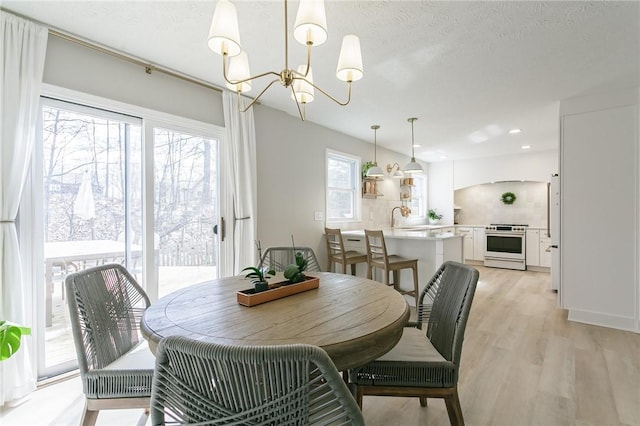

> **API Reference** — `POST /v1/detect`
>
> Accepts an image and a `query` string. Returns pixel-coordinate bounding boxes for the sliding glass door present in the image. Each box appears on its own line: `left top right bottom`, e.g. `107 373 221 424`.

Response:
153 127 219 297
28 98 223 380
37 98 142 377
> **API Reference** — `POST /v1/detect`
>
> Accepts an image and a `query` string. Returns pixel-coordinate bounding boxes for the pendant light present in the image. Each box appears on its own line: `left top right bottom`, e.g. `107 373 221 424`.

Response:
404 117 424 174
366 125 384 177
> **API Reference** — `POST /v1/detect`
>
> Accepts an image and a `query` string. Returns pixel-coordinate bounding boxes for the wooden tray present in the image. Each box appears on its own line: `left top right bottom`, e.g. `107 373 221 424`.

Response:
237 276 320 307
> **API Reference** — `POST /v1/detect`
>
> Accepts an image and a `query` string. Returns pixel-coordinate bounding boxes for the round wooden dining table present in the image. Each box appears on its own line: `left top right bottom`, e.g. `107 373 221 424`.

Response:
141 272 410 371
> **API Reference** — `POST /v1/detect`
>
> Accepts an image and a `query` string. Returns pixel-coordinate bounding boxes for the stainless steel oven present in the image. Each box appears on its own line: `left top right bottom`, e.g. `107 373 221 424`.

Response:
484 224 527 270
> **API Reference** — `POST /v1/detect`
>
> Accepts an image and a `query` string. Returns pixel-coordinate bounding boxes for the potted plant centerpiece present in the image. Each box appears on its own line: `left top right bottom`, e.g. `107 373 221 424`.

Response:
428 209 444 225
237 249 320 307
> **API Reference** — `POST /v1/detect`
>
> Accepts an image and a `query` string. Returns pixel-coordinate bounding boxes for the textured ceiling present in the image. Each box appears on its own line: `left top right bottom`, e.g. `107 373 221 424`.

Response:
3 1 639 162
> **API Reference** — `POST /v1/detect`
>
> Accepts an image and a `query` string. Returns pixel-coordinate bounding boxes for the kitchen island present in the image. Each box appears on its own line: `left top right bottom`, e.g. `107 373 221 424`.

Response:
341 227 464 295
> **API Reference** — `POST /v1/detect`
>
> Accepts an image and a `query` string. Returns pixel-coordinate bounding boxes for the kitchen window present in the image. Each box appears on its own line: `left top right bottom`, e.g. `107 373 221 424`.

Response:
326 149 360 222
410 174 427 217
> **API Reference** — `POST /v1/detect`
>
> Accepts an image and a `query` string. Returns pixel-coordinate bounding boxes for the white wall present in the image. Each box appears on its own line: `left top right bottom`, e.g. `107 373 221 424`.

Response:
455 181 548 227
253 106 415 268
43 35 224 126
427 150 558 226
559 87 639 332
453 150 558 190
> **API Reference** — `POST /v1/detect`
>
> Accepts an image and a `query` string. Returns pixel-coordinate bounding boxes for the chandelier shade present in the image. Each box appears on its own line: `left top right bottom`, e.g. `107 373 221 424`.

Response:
291 65 315 103
404 117 424 174
336 35 364 82
294 0 328 46
208 0 363 121
226 51 252 92
207 0 242 56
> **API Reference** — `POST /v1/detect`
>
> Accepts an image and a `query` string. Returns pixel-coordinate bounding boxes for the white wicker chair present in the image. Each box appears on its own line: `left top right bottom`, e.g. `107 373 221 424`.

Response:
151 336 365 425
65 263 154 426
260 246 321 272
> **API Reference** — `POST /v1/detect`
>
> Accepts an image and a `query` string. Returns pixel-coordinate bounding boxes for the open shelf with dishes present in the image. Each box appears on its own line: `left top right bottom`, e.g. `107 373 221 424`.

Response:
362 177 383 198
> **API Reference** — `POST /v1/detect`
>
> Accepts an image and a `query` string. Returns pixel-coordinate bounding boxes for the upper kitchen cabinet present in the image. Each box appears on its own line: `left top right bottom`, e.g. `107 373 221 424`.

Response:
559 87 639 333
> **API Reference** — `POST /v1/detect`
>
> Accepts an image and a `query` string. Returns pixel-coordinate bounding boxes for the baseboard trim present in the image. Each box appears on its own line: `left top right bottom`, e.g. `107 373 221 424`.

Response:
526 265 550 273
568 309 638 333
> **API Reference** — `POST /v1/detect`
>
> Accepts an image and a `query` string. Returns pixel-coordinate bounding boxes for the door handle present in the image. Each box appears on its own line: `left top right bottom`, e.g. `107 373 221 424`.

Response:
214 217 226 242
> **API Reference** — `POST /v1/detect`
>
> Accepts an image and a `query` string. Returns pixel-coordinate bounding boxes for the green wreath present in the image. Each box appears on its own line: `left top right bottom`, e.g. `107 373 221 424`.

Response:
501 192 517 205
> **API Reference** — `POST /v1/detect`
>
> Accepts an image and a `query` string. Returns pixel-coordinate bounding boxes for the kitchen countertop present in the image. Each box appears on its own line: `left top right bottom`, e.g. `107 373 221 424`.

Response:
342 228 462 241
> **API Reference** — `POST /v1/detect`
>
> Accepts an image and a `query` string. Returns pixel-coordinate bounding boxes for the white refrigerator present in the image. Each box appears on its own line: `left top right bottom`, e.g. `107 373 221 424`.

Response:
549 174 561 299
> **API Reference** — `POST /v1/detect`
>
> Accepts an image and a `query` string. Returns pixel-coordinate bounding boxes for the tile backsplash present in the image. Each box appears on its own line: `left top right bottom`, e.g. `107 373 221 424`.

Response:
454 181 548 228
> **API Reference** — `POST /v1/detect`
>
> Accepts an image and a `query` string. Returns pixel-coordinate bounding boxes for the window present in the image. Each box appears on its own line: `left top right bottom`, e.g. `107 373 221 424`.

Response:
410 174 427 217
326 150 360 222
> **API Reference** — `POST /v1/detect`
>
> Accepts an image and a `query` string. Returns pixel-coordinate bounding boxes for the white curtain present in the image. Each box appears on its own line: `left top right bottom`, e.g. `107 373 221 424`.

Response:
222 91 258 274
0 12 48 405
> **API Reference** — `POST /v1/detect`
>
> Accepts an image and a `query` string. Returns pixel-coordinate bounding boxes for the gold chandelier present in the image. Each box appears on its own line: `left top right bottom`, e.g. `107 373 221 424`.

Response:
207 0 364 121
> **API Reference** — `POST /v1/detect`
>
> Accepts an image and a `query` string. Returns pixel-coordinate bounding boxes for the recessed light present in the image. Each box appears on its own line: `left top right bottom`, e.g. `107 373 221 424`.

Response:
521 145 531 149
509 129 522 134
440 155 447 159
412 144 421 148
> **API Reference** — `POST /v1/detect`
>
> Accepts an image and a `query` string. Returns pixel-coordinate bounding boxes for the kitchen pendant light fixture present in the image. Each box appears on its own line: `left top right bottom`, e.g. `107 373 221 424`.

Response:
404 117 424 174
208 0 364 121
386 162 404 178
366 125 384 177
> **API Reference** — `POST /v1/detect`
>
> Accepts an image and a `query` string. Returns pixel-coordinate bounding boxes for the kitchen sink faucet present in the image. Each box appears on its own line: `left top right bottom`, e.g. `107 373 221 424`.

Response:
391 206 402 228
391 206 412 227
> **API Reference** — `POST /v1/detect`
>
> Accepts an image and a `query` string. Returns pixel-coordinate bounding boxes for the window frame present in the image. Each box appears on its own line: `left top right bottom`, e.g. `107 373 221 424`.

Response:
325 149 361 223
409 174 427 218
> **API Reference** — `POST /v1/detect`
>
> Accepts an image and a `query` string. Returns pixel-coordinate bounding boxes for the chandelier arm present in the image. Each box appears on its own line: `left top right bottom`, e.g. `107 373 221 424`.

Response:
239 78 281 112
289 45 312 79
222 53 281 86
284 0 289 72
302 44 312 78
290 85 305 121
295 77 353 106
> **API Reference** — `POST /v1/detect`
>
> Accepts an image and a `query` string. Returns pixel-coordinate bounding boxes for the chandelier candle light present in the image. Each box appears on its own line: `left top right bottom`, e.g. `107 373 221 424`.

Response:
404 117 424 174
208 0 364 121
366 125 384 177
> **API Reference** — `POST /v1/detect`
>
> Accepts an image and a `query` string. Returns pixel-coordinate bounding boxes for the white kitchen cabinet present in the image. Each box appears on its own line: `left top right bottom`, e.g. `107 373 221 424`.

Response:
472 227 485 261
526 229 540 266
457 227 474 261
440 226 455 234
539 234 551 268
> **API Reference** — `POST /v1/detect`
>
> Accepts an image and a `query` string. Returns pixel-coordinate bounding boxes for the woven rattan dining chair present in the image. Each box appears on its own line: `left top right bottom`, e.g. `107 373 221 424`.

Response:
65 263 155 426
348 261 479 426
325 227 368 275
260 246 321 272
150 336 365 425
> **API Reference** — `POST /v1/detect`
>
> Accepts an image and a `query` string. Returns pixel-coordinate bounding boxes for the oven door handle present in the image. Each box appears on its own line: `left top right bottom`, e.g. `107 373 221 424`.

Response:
484 256 526 263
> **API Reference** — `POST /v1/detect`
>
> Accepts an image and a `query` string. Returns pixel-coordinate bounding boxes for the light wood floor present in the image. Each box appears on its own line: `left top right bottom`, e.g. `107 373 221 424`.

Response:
2 266 639 425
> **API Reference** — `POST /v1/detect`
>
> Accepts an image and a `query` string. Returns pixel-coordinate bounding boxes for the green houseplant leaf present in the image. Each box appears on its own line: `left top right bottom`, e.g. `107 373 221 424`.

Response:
0 321 31 361
283 252 308 284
